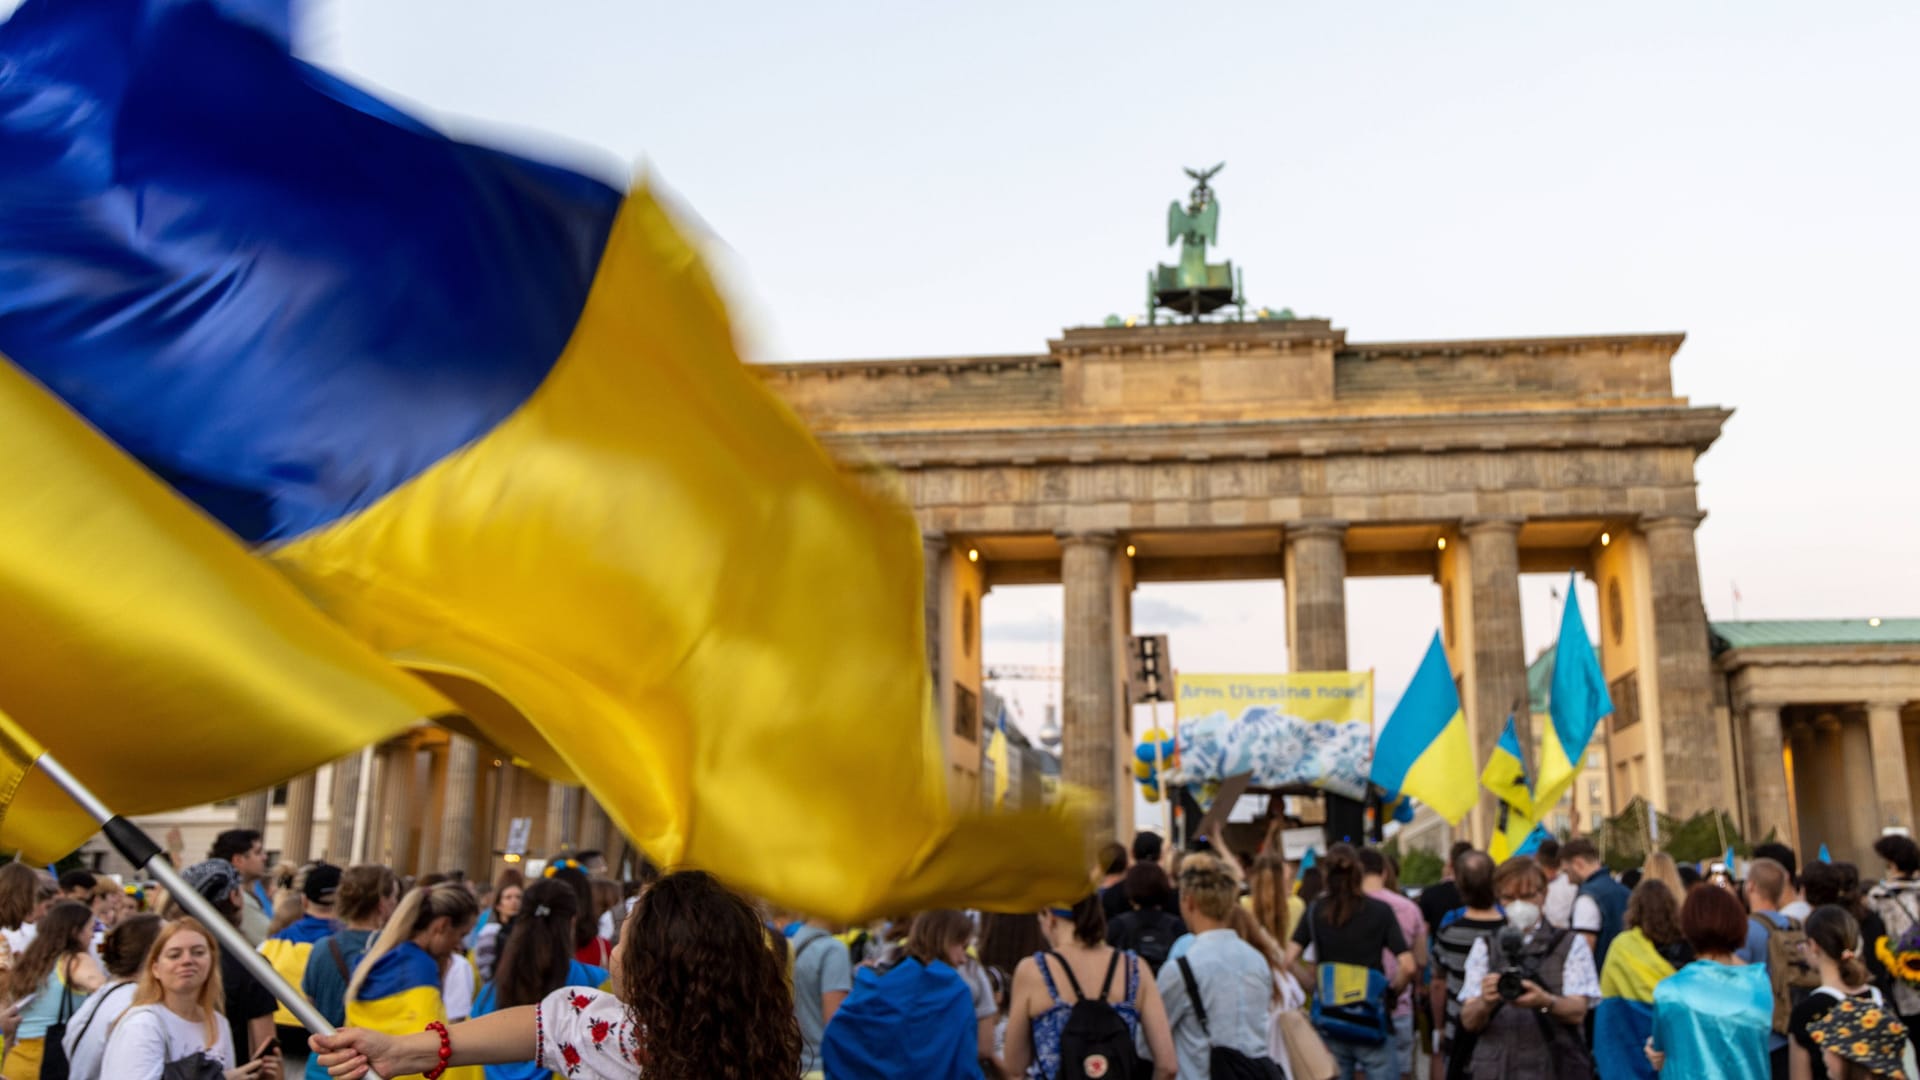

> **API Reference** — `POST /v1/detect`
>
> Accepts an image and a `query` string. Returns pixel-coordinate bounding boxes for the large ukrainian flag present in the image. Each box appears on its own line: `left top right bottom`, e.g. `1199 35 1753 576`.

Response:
1370 634 1476 825
0 342 447 859
0 0 1083 919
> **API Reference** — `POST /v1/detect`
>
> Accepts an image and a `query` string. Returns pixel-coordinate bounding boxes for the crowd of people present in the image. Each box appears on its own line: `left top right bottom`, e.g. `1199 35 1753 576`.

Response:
0 823 1918 1078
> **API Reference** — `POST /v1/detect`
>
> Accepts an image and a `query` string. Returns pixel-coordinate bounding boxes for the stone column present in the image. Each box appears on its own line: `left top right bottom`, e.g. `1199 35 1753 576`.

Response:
1642 512 1720 817
923 530 947 695
1284 521 1349 671
326 752 363 863
1870 701 1915 832
578 798 612 856
436 735 480 878
1742 703 1793 845
234 790 270 835
1787 719 1818 854
380 742 416 872
282 772 317 866
545 781 574 856
1814 715 1852 859
1463 516 1529 766
1841 714 1878 865
1058 529 1119 852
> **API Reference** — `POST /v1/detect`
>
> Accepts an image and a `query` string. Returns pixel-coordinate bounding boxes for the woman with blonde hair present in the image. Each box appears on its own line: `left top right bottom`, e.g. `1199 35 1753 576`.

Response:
99 917 269 1079
343 885 479 1079
1158 854 1286 1078
1641 853 1684 899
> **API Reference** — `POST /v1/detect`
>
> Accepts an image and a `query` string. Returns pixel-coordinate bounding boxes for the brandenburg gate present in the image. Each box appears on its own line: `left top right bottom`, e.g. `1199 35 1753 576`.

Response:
764 312 1733 842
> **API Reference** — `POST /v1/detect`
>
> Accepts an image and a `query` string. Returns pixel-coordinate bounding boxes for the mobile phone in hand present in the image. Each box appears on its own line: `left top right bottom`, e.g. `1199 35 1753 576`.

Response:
253 1038 280 1061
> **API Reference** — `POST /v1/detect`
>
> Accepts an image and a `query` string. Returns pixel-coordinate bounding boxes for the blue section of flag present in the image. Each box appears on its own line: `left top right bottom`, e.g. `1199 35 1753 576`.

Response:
1515 823 1550 857
1818 843 1832 864
1548 572 1613 766
0 0 622 542
1495 719 1528 780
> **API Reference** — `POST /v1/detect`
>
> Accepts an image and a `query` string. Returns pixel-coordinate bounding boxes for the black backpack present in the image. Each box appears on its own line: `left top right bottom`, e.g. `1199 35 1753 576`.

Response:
1175 957 1286 1080
1048 950 1143 1080
1114 910 1183 974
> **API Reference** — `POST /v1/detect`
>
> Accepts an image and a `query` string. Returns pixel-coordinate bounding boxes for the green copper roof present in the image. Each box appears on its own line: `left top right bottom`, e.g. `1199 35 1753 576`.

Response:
1526 647 1567 714
1711 619 1920 649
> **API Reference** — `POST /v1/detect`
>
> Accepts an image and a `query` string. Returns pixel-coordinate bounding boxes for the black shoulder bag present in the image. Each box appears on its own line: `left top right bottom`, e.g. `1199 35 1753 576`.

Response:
1176 956 1287 1080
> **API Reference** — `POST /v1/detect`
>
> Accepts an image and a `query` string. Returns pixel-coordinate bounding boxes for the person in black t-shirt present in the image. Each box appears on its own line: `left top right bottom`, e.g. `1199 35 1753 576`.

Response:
1417 840 1477 933
1285 844 1413 1079
1096 841 1132 921
1106 863 1187 974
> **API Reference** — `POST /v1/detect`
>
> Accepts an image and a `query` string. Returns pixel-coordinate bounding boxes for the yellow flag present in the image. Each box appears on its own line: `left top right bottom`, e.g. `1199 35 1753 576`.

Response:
0 360 448 860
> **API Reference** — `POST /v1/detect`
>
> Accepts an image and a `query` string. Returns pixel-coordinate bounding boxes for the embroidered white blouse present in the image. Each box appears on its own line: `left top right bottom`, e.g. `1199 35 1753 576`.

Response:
535 985 642 1078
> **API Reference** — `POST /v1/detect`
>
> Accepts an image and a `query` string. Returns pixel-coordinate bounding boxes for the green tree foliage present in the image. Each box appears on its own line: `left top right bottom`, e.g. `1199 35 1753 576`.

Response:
1590 797 1776 872
1384 837 1446 887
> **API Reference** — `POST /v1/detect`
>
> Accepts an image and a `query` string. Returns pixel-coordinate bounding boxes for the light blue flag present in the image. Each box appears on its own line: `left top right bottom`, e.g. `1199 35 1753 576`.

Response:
1301 848 1317 870
1818 844 1832 864
1536 574 1613 813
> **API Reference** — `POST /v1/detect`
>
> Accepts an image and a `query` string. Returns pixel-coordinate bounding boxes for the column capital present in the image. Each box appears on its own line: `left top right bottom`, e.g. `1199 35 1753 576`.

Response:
1460 514 1525 536
921 528 948 550
1285 519 1349 542
1054 528 1118 549
1868 700 1912 715
1640 510 1708 532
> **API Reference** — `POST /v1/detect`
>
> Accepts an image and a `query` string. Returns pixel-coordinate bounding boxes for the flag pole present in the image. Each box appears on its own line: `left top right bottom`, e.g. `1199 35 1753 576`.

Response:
32 750 385 1080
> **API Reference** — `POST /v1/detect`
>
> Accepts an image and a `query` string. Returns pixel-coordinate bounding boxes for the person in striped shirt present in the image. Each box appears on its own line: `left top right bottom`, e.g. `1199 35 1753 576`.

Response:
1428 850 1502 1080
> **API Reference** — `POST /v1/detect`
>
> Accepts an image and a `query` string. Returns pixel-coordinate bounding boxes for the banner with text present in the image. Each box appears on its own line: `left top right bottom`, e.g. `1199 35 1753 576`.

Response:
1169 672 1376 800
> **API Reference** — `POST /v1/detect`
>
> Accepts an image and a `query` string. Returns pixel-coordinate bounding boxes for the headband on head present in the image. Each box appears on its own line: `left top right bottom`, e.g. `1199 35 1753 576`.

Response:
543 857 583 879
1046 907 1076 919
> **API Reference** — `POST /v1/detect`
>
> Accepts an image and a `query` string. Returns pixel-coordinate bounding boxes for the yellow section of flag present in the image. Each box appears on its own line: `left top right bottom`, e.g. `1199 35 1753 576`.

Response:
0 359 447 860
274 188 1086 921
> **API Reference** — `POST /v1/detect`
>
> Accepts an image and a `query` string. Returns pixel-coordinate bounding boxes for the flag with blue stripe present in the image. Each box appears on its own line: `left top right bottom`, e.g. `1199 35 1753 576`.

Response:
0 0 1085 920
1482 715 1548 862
1371 632 1476 825
1534 573 1613 815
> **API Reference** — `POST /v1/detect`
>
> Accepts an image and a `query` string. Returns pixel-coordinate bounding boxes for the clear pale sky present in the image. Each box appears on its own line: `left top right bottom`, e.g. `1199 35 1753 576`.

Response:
37 2 1920 733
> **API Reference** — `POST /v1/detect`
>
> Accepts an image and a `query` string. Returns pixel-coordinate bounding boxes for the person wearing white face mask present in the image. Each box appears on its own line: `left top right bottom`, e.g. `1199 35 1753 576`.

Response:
1457 857 1599 1078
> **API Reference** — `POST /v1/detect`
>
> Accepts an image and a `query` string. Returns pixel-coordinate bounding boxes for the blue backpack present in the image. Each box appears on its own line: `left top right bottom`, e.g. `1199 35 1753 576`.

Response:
820 957 983 1080
1305 900 1392 1046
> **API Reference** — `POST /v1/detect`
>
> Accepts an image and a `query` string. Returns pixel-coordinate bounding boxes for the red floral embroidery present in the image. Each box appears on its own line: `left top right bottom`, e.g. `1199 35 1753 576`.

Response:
588 1019 613 1047
568 992 593 1013
560 1043 582 1074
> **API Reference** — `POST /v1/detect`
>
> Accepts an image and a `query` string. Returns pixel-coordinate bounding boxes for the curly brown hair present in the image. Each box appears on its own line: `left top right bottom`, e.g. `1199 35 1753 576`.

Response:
618 870 800 1080
1625 879 1684 947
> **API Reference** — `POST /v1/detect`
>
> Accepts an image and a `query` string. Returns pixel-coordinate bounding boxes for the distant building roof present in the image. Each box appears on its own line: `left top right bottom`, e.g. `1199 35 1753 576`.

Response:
1527 648 1556 714
1711 619 1920 651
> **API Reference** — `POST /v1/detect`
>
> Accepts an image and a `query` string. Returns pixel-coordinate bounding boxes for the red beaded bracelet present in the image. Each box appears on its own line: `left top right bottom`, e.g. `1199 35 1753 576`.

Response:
422 1021 453 1079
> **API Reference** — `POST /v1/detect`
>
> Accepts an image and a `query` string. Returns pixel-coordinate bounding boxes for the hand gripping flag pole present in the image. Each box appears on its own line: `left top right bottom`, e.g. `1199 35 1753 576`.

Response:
27 747 386 1080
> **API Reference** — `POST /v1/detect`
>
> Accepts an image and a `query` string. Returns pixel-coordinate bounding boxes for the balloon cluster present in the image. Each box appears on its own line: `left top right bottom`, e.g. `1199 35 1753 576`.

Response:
1132 729 1179 802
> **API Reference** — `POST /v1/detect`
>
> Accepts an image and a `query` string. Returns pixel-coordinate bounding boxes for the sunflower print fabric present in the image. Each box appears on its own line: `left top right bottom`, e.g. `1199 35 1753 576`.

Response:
1807 996 1910 1078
